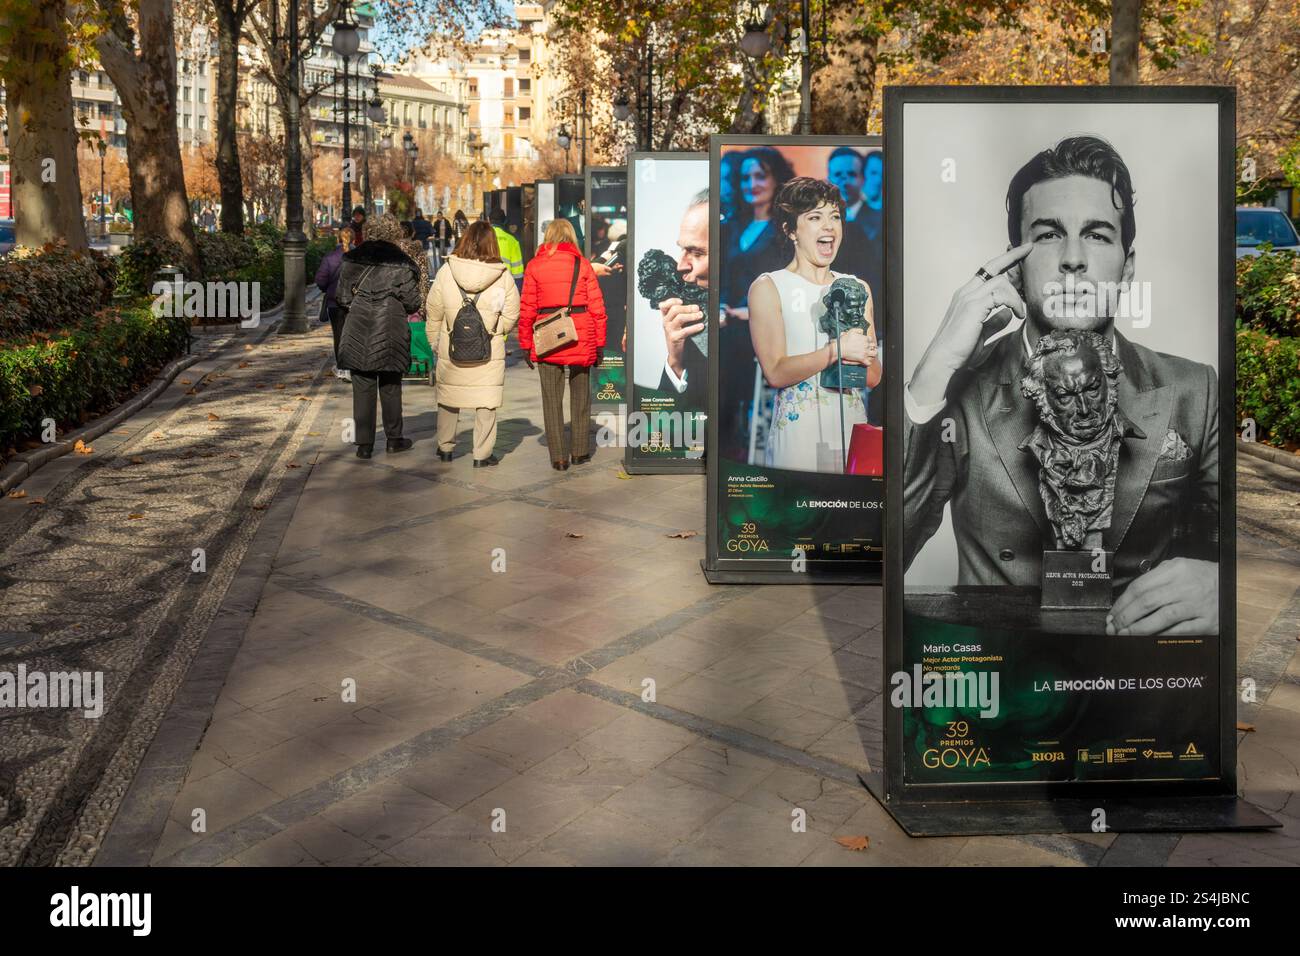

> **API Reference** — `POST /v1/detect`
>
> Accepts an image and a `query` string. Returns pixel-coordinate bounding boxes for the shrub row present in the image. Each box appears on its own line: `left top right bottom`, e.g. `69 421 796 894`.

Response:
0 306 190 457
1237 327 1300 449
0 244 117 338
1236 248 1300 338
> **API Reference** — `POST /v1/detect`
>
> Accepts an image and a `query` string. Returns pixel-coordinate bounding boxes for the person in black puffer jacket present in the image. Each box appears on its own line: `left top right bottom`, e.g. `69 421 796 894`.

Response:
336 213 423 459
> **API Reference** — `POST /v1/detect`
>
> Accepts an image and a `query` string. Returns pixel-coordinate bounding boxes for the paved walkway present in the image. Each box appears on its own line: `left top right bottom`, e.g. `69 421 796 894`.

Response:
2 319 1298 866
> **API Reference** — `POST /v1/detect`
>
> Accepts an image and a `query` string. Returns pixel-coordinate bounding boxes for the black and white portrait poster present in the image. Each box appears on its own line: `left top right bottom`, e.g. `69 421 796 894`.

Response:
705 136 884 582
887 88 1235 794
625 153 709 472
535 179 555 252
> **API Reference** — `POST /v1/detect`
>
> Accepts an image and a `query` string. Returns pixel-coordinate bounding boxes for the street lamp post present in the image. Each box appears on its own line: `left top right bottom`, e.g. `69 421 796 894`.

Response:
365 65 384 215
556 124 571 174
332 10 360 219
97 138 107 238
281 0 308 333
740 0 812 134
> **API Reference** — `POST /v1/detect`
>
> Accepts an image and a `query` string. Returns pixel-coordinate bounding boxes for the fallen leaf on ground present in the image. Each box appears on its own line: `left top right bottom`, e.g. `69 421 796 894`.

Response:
274 384 286 390
1237 721 1255 732
238 361 250 368
254 383 266 389
28 384 43 397
835 835 870 851
616 472 632 480
565 531 585 538
243 344 253 350
180 379 192 385
307 432 322 437
186 388 198 395
7 490 26 499
666 530 698 539
129 457 144 465
286 462 300 468
29 498 44 505
73 439 93 454
251 503 267 510
297 396 310 401
128 513 143 519
117 356 130 366
207 413 220 421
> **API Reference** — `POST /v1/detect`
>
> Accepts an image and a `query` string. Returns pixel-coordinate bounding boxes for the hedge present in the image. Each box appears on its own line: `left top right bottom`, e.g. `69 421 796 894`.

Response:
0 306 190 457
1237 327 1300 449
1236 248 1300 338
0 244 117 337
115 227 337 309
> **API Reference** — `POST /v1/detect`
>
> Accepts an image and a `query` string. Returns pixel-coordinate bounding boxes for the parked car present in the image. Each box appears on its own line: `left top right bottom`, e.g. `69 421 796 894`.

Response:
1236 205 1300 257
0 219 15 256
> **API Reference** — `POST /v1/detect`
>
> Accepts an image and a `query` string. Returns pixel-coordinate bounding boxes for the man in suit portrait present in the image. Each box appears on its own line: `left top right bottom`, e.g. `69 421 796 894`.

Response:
903 135 1219 636
657 188 709 408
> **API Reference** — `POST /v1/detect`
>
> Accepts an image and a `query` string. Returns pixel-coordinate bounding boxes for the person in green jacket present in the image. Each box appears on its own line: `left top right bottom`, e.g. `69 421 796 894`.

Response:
490 208 524 293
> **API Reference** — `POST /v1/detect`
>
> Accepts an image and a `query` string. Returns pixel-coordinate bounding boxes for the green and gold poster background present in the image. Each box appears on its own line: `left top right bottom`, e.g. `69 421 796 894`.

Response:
587 168 628 409
899 610 1221 784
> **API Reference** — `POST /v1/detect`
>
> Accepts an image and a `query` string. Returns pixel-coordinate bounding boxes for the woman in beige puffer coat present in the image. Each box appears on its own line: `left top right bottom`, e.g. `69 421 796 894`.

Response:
425 221 521 467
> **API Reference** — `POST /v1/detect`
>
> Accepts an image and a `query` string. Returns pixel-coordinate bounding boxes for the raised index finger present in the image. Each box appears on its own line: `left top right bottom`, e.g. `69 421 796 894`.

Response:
982 241 1035 277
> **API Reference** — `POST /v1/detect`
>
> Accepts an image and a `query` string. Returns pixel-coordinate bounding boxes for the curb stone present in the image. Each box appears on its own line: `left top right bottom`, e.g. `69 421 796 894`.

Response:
1238 438 1300 474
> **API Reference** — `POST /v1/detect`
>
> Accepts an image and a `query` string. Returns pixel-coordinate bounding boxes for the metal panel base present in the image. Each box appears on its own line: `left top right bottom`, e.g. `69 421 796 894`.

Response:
701 560 882 586
860 773 1280 836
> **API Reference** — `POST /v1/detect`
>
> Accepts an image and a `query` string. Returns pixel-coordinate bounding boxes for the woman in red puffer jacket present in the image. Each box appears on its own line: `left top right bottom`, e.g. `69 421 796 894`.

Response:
517 218 607 470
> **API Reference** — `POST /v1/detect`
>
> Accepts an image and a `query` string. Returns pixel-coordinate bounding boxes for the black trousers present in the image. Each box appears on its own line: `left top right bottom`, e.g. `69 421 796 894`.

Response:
351 370 403 445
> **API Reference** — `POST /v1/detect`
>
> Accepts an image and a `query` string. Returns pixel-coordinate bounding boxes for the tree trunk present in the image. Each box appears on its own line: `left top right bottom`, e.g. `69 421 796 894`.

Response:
5 0 88 249
214 2 246 234
730 80 765 134
1110 0 1142 84
96 0 200 275
300 112 316 236
812 4 878 134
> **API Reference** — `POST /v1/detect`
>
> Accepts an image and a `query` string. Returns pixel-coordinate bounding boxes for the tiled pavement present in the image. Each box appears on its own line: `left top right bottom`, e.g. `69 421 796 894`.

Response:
82 328 1300 866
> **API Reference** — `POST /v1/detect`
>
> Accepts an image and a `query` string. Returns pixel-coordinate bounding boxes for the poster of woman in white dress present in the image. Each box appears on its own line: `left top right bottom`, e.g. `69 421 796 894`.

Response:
705 137 884 580
749 177 881 473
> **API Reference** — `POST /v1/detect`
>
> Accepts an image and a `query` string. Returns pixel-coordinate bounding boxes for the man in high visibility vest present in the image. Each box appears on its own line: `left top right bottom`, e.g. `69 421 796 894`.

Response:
490 208 524 293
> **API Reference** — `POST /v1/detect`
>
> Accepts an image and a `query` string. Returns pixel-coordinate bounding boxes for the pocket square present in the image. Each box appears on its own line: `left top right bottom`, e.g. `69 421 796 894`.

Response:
1158 428 1191 462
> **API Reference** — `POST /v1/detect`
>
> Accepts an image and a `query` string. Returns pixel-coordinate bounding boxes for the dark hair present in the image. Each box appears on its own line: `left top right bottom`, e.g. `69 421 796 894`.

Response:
454 209 468 225
772 177 846 253
827 146 865 173
490 207 506 225
737 146 796 223
864 150 882 169
401 221 414 239
454 220 502 262
1007 135 1136 253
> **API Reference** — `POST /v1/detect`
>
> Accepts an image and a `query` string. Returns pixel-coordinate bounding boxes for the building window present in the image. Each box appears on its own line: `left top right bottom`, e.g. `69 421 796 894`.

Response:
519 49 530 63
469 79 478 95
504 108 513 125
504 78 513 97
404 103 411 126
519 107 530 121
504 133 514 153
520 78 530 93
197 87 206 103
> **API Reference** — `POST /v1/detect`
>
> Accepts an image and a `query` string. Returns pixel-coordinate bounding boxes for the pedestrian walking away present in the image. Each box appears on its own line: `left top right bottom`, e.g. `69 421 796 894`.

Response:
426 220 521 467
491 207 525 294
517 218 607 470
314 226 356 380
336 213 423 459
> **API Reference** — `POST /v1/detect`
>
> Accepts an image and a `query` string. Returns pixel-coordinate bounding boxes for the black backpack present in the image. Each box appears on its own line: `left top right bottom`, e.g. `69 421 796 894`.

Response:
448 282 493 364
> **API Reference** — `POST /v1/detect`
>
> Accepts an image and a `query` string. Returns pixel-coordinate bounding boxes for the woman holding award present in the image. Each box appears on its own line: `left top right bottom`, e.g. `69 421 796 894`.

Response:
748 178 881 474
